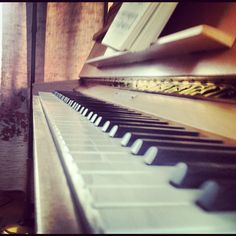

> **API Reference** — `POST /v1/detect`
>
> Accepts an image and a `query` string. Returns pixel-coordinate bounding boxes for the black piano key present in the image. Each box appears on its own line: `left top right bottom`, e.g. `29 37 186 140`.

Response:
91 114 99 123
77 101 127 107
82 108 89 116
77 106 89 113
74 104 81 111
100 117 164 123
87 111 94 120
64 97 70 103
61 94 99 101
79 107 85 114
71 102 76 109
196 180 236 211
73 103 79 109
94 114 152 127
66 96 138 113
67 99 73 104
75 100 109 104
73 101 111 109
92 108 142 114
72 102 78 109
78 104 129 111
75 104 81 111
102 121 184 133
65 96 119 106
144 146 236 166
86 111 145 120
68 100 74 106
78 102 111 107
76 105 142 116
88 111 141 120
70 101 76 107
131 138 236 155
109 125 199 138
121 132 223 147
101 120 168 132
61 97 110 106
94 115 159 127
170 162 236 188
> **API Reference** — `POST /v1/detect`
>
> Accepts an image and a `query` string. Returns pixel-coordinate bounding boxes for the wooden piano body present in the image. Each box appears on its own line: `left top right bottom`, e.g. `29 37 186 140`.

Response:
33 2 236 233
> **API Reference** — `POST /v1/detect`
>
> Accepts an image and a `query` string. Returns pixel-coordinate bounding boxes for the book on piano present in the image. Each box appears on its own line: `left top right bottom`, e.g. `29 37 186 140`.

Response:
101 2 178 52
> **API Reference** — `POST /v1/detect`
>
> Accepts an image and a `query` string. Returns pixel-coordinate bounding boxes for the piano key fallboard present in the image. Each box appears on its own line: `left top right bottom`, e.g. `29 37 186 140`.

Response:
35 90 236 233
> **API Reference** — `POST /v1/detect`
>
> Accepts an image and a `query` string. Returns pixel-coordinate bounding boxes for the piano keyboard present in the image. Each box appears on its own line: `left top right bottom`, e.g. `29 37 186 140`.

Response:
38 90 236 233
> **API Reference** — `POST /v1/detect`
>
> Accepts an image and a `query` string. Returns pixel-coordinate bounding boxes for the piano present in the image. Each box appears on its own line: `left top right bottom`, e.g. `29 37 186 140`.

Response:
32 2 236 234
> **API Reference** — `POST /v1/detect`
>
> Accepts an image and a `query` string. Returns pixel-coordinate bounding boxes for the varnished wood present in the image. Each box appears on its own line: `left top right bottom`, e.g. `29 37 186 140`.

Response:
86 25 235 68
81 3 236 77
162 3 236 38
75 84 236 145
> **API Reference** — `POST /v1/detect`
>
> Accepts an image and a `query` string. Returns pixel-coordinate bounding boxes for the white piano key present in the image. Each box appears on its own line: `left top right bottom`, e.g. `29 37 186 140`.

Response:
53 119 81 123
63 137 93 143
87 111 94 120
94 145 126 152
80 107 85 114
72 102 77 108
55 126 99 134
89 185 199 206
39 92 236 234
81 166 173 185
62 136 121 146
60 133 104 139
70 152 134 162
76 104 81 111
82 108 89 116
66 144 125 153
67 145 98 152
90 114 98 123
76 161 150 172
73 103 78 109
98 205 236 233
63 139 118 147
74 140 98 146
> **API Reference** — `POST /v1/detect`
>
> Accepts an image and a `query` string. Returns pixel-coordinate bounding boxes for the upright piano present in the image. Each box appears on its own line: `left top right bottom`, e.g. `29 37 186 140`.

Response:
33 2 236 234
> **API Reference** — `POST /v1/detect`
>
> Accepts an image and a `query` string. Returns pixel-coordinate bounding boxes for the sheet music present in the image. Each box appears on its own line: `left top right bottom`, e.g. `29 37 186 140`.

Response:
102 2 157 51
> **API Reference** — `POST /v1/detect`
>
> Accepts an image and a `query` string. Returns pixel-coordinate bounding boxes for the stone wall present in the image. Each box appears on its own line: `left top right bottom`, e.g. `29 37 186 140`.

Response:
0 3 28 191
0 2 104 191
43 2 104 82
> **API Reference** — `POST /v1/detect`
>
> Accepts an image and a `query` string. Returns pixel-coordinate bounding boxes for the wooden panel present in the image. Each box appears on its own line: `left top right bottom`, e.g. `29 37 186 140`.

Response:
80 47 236 78
76 85 236 144
81 3 236 78
86 25 235 67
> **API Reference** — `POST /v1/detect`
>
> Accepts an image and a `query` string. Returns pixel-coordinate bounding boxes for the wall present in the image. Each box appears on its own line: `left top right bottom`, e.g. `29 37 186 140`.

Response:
43 2 104 82
0 2 104 190
0 3 28 191
35 3 47 83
